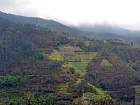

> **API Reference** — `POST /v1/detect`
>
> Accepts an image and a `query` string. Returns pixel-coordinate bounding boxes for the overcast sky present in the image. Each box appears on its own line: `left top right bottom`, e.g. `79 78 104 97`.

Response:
0 0 140 30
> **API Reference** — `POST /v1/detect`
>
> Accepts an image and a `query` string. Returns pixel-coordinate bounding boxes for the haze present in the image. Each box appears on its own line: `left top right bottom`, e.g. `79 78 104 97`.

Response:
0 0 140 30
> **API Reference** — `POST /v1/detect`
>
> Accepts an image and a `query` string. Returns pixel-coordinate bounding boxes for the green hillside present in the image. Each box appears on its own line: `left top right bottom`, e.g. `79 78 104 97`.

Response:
0 12 139 105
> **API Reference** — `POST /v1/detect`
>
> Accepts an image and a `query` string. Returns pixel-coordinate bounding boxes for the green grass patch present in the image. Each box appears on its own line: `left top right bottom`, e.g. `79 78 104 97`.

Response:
7 93 57 105
58 45 97 62
49 51 64 62
67 62 88 78
84 83 111 102
101 59 113 70
83 40 94 47
59 45 82 52
76 52 97 61
56 84 69 95
58 45 98 78
68 62 88 71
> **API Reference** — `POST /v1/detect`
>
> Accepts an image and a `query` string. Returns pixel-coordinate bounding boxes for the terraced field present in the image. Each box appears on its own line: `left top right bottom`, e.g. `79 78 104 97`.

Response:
56 46 97 77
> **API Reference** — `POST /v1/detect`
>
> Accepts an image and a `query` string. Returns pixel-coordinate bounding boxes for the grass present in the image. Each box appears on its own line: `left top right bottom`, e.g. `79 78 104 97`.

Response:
76 52 97 61
48 50 64 62
50 45 98 82
101 59 113 70
84 92 107 102
83 83 111 102
88 83 105 96
76 78 83 84
59 45 82 52
68 62 88 71
57 45 98 78
83 40 94 47
59 45 97 62
56 84 70 95
67 62 89 78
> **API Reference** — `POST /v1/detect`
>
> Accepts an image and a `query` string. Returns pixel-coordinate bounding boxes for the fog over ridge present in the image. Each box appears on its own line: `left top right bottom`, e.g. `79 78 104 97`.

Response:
1 0 140 30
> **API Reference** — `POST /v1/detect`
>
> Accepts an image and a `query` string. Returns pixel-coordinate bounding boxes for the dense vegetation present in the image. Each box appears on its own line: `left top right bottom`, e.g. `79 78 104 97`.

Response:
0 12 140 105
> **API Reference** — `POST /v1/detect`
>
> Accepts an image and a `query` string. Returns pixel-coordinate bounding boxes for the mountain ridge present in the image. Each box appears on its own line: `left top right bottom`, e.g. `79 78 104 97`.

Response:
1 11 140 37
0 11 83 35
76 24 140 37
0 11 140 47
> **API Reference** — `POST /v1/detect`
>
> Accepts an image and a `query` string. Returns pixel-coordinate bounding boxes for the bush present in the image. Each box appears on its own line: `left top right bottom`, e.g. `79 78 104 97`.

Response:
23 92 37 105
0 75 21 88
35 52 45 61
7 93 57 105
7 96 24 105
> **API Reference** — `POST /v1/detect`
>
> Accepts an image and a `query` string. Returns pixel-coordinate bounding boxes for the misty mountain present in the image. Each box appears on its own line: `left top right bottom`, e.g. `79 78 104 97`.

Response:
0 11 140 105
1 11 140 38
0 11 83 35
0 11 140 47
77 24 140 37
77 24 140 47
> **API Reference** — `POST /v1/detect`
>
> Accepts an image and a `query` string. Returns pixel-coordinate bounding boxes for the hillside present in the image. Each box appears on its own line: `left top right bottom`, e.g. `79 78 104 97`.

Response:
77 24 140 47
0 12 140 105
0 11 83 35
1 11 140 48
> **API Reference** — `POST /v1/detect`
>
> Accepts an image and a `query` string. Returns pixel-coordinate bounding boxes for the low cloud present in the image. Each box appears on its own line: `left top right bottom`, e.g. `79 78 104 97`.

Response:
0 0 140 30
0 0 38 17
0 0 16 8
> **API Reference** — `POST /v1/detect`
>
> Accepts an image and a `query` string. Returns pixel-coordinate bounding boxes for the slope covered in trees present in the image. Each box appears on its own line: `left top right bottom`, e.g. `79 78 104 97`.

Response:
0 12 140 105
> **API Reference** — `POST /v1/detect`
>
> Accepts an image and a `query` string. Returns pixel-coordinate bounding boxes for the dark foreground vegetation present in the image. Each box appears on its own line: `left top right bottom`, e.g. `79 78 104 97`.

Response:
0 12 140 105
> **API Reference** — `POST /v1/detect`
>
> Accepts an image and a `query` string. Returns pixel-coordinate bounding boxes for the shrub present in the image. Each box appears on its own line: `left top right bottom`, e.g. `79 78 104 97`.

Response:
23 92 37 105
7 96 24 105
36 52 45 60
7 93 57 105
0 75 21 88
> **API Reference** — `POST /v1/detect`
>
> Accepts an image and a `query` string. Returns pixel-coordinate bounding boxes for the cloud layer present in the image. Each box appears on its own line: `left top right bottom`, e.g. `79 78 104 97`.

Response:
0 0 140 30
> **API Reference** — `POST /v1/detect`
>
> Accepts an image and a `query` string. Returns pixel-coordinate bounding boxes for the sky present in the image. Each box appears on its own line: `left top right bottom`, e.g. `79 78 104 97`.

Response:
0 0 140 30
